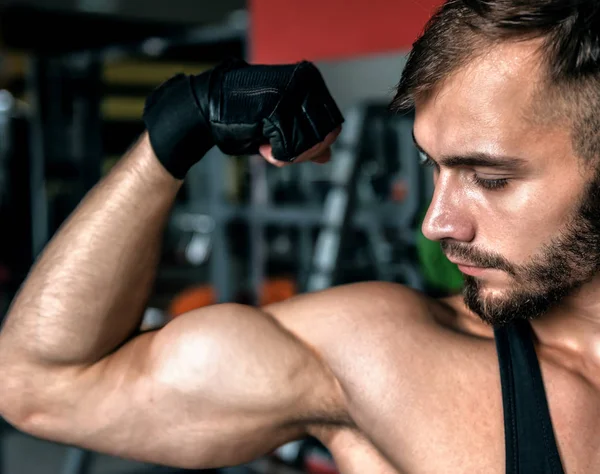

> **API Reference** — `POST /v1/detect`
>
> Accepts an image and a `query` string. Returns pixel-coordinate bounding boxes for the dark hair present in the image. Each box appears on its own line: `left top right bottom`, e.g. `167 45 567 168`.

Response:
391 0 600 162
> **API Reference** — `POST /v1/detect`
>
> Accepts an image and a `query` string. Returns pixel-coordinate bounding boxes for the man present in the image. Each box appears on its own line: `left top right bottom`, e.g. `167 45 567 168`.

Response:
0 0 599 472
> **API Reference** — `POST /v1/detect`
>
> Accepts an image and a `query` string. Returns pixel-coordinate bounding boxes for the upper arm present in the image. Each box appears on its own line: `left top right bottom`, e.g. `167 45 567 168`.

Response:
10 304 349 470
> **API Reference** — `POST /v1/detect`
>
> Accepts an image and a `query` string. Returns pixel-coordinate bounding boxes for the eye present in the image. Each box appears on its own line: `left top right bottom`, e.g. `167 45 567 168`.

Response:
418 151 437 168
418 150 509 190
472 175 510 190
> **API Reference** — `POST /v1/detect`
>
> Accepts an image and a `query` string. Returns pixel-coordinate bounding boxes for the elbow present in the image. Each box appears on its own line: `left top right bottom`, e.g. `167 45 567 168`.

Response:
0 387 61 442
0 379 37 433
0 340 71 441
0 363 54 436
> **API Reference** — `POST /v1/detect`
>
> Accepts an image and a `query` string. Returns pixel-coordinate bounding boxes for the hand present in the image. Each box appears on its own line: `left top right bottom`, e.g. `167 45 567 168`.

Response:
143 58 344 178
259 126 341 168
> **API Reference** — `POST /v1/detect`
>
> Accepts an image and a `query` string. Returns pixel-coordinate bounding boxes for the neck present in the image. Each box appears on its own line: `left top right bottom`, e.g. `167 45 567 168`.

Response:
531 275 600 382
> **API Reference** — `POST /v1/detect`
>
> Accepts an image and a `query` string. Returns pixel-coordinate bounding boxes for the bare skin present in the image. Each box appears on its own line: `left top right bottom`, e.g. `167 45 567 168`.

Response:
1 40 600 474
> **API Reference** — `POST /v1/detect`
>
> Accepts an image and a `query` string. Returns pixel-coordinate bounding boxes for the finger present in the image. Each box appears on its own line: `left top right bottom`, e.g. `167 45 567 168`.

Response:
259 144 289 167
293 126 342 163
259 125 341 165
258 143 273 160
324 126 342 146
265 155 289 168
311 148 332 164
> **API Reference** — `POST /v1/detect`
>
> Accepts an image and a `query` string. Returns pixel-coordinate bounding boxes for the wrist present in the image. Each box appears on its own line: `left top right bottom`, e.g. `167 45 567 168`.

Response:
123 132 186 192
143 74 215 179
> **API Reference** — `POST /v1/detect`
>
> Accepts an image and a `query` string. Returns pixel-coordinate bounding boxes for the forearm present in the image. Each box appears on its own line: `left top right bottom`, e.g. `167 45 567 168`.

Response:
0 132 182 367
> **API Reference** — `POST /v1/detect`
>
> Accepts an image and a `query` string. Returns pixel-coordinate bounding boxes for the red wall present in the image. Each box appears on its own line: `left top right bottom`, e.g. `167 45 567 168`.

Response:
249 0 444 63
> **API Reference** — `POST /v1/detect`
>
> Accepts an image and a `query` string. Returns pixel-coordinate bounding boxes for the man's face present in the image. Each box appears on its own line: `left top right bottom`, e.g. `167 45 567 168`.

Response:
413 41 600 326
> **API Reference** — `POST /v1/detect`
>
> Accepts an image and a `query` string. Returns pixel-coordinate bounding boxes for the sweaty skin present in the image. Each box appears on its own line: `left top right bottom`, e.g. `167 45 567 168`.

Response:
1 41 600 474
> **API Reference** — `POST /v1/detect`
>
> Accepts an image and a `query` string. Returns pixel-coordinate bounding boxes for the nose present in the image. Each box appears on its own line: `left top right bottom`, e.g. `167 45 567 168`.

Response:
421 172 475 243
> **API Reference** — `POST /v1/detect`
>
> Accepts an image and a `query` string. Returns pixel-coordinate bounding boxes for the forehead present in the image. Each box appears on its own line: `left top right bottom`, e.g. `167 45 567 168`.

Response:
412 41 573 165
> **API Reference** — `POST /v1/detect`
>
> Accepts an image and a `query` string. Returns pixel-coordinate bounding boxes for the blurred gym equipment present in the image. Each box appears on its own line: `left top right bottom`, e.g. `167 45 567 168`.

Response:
0 5 247 474
0 4 458 472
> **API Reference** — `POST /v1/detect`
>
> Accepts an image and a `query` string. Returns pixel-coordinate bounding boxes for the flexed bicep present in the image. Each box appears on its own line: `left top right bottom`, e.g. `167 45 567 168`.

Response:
5 303 349 470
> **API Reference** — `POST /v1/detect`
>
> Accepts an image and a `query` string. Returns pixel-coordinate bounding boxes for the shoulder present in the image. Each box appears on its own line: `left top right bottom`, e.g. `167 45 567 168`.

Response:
263 282 468 385
264 281 498 406
264 281 466 351
265 281 436 332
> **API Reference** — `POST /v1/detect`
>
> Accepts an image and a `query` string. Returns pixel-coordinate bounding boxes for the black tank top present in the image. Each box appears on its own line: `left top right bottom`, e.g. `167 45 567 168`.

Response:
494 320 565 474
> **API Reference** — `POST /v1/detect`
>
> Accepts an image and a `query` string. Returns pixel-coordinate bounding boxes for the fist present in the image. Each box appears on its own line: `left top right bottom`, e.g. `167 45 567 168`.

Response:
143 58 344 178
204 59 343 162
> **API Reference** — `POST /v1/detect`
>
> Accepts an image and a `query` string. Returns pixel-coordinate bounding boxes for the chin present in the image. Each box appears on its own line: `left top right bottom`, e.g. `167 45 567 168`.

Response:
462 274 571 327
476 283 506 296
468 277 512 303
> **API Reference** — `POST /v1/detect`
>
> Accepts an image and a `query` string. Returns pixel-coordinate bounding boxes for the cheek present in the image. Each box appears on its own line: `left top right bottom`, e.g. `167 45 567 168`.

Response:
477 182 580 260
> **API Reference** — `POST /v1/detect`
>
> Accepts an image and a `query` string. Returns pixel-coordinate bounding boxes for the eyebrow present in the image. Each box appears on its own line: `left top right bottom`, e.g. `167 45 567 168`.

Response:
412 131 528 170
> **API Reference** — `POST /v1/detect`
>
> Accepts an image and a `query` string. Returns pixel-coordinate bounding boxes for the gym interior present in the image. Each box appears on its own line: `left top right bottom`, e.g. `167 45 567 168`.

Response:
0 1 462 473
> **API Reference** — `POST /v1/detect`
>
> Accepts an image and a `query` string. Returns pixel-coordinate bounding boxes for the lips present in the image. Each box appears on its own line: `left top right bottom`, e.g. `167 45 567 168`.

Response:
447 257 492 275
452 261 491 277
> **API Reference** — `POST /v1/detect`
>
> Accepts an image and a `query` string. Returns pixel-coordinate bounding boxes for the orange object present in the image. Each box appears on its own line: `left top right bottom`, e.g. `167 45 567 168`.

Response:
168 285 216 318
260 278 296 306
391 179 409 202
168 278 296 318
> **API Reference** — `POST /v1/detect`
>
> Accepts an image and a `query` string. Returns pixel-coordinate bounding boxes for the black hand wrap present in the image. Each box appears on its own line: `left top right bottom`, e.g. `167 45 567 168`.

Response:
143 58 344 179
